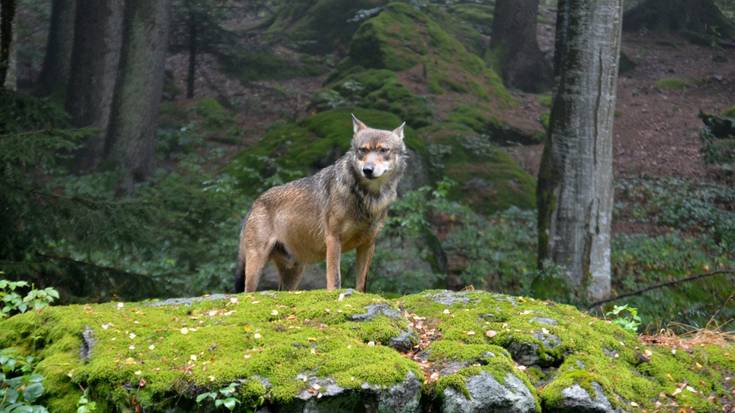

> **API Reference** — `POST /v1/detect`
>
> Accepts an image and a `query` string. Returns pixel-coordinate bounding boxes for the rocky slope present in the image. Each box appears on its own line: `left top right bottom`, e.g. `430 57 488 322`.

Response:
1 290 732 412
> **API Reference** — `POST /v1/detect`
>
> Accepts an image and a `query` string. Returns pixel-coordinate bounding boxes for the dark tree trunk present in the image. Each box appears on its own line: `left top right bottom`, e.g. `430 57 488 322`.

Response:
490 0 551 93
624 0 734 39
66 0 125 171
105 0 171 193
38 0 77 97
537 0 623 302
0 0 16 89
186 6 197 99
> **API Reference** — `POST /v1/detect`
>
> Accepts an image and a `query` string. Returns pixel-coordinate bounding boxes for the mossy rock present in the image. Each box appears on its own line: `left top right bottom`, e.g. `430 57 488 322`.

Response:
2 290 733 412
345 2 510 102
315 69 433 128
421 123 536 213
447 105 543 145
267 0 388 53
227 108 427 195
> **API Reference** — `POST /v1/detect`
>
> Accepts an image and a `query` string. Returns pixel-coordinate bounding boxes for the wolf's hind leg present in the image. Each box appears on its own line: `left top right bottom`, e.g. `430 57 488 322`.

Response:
244 241 273 292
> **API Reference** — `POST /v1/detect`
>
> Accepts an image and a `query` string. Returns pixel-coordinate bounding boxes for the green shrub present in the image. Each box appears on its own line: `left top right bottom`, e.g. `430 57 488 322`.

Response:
194 98 234 130
616 177 735 247
0 354 49 412
605 304 642 333
0 279 59 319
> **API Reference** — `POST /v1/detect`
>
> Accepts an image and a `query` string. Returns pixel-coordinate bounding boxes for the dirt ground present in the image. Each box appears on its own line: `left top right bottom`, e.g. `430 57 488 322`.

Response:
508 32 735 180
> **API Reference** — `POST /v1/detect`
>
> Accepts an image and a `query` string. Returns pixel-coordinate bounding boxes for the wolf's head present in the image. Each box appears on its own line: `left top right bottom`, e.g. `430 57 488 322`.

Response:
349 114 407 185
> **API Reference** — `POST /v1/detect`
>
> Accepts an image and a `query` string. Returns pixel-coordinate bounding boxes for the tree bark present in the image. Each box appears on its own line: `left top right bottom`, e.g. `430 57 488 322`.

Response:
38 0 77 97
66 0 126 171
490 0 551 93
105 0 171 192
186 4 197 99
0 0 16 89
537 0 622 303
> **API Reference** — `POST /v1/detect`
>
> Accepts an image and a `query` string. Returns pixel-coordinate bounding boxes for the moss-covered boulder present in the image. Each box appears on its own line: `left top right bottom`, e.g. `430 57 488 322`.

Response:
345 2 510 101
314 69 433 128
2 290 733 412
420 122 536 213
267 0 388 53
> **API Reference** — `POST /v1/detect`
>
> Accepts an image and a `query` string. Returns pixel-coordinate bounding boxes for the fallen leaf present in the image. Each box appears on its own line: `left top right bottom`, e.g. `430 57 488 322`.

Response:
486 330 497 338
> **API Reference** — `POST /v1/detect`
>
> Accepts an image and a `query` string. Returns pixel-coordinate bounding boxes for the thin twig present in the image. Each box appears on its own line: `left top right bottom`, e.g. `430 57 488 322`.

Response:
588 269 735 309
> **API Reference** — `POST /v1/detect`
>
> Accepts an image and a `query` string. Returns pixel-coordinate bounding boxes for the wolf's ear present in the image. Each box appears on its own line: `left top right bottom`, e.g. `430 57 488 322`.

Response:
352 114 367 135
393 122 406 140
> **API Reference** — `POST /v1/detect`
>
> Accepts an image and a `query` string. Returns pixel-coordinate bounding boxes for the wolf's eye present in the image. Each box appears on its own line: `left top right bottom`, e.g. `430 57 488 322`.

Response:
379 147 390 154
359 147 368 154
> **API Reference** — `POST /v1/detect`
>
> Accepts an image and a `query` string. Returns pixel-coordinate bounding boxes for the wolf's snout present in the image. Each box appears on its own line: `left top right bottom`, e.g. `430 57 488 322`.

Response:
362 164 375 178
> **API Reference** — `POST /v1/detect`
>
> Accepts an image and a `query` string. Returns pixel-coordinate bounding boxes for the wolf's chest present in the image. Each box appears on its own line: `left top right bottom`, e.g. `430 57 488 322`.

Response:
339 219 382 251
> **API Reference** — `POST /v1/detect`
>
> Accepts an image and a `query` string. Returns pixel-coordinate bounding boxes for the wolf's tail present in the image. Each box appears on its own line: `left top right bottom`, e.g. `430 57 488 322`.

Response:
234 254 245 293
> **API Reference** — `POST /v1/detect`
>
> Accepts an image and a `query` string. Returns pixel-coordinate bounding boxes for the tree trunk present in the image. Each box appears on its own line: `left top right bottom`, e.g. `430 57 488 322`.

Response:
38 0 77 97
490 0 551 93
0 0 16 89
537 0 622 303
186 6 197 99
624 0 734 39
66 0 125 171
105 0 171 193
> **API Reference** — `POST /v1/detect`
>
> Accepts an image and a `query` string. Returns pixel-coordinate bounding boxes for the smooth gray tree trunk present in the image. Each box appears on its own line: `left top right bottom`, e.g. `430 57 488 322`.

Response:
537 0 622 302
490 0 551 93
66 0 125 171
105 0 171 192
38 0 77 97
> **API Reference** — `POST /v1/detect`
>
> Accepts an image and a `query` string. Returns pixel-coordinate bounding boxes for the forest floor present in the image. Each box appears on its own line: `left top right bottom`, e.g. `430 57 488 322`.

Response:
509 32 735 181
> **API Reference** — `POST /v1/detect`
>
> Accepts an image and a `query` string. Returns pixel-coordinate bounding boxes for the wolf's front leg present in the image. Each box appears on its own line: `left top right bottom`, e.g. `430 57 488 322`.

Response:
355 242 375 292
325 234 342 289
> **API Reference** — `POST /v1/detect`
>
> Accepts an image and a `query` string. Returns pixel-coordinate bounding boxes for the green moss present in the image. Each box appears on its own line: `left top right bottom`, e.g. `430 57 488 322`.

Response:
346 3 510 102
267 0 388 53
227 108 426 195
317 69 433 128
420 123 536 213
400 290 734 412
724 105 735 118
0 291 420 412
194 97 234 130
1 290 733 411
656 77 693 91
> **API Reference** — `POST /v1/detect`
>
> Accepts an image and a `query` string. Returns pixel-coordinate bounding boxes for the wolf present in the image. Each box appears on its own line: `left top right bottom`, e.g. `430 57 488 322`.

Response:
234 114 407 293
